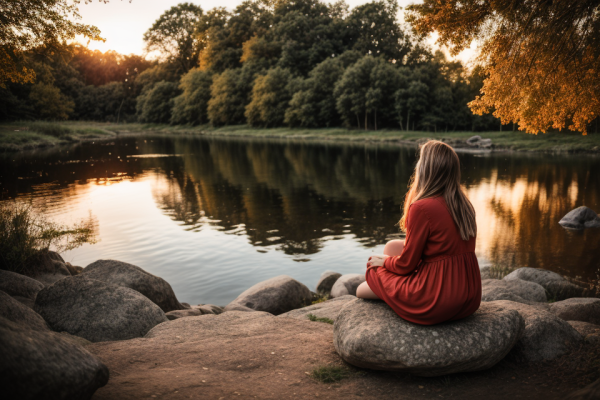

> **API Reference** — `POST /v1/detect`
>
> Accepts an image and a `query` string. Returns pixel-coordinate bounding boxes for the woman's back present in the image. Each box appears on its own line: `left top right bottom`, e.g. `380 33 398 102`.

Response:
364 196 481 325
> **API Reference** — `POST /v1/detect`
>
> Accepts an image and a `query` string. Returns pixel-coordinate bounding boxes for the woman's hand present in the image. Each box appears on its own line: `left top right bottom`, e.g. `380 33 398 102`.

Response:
367 255 389 270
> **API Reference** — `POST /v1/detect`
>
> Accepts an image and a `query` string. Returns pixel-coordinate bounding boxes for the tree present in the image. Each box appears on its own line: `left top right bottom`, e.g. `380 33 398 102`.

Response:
406 0 600 134
208 63 264 125
0 0 102 87
285 53 360 127
347 0 410 62
395 80 428 132
171 68 213 125
143 3 203 74
136 81 181 124
245 67 298 127
334 55 400 130
28 82 74 120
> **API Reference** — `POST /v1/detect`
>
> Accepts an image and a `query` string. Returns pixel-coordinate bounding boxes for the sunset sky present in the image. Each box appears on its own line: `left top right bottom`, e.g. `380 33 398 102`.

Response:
77 0 477 64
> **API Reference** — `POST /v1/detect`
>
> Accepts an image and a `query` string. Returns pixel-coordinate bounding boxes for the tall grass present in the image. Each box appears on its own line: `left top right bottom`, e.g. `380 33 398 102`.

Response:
0 202 98 274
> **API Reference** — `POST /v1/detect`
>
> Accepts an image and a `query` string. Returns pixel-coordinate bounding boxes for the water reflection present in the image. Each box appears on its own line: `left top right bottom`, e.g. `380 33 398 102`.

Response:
1 136 599 304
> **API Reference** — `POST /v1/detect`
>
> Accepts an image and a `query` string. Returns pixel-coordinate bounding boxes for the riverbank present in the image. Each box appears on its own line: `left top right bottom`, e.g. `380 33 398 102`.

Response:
2 121 600 154
3 251 600 399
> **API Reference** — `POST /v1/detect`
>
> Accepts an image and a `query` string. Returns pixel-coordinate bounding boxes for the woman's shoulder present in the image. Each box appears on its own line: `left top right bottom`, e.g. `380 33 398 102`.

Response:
412 196 445 209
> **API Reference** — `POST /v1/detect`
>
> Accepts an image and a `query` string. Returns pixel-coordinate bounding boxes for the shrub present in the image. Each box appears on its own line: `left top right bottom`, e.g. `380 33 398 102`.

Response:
0 202 97 274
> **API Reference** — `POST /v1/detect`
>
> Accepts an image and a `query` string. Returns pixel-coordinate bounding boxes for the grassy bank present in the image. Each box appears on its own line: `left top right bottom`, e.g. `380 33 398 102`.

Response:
0 122 117 152
2 121 600 153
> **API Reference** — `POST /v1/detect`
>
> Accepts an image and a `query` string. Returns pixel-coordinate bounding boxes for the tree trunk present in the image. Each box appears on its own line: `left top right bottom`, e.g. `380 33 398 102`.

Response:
406 110 410 132
500 122 503 132
356 113 360 129
374 110 377 131
364 109 368 131
117 98 125 124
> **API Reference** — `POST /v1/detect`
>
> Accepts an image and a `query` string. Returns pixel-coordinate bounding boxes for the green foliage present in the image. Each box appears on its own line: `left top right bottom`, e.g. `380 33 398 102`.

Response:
171 69 213 125
136 81 181 124
208 63 264 126
310 366 351 383
307 314 334 324
335 56 401 129
285 53 360 128
347 0 410 62
0 0 103 87
245 67 298 127
143 2 204 74
0 202 97 273
28 82 74 120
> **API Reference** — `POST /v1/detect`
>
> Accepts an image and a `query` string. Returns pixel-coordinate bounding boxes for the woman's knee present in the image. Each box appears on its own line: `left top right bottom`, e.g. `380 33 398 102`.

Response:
356 281 379 300
383 239 405 256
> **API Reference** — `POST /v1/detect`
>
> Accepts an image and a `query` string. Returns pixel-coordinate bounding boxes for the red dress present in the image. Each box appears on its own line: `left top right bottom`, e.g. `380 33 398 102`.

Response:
366 196 481 325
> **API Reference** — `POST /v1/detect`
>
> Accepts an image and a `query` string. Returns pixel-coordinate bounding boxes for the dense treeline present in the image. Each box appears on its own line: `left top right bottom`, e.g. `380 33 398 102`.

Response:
0 0 501 131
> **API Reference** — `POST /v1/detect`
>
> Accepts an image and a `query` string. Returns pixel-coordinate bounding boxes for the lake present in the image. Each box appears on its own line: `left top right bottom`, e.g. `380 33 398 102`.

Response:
1 135 599 306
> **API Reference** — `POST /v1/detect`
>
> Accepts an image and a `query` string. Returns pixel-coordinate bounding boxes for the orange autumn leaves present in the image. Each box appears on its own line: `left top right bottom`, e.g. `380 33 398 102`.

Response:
406 0 600 134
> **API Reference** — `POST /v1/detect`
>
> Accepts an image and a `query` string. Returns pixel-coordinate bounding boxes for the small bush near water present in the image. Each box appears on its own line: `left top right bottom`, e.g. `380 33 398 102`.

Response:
0 202 97 274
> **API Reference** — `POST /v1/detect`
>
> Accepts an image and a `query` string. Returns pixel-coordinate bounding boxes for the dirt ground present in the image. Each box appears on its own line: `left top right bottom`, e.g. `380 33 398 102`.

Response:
87 312 598 400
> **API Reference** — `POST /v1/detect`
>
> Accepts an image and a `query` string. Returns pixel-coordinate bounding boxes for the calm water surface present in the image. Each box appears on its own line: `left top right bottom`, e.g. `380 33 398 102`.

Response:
1 136 599 305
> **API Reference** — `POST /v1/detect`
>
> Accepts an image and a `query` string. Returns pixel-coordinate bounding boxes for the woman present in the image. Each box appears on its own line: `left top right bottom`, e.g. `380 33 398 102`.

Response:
356 140 481 325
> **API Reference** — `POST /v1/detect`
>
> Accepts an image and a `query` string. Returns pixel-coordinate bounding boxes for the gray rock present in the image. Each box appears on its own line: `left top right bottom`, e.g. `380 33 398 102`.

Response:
486 300 583 362
224 275 312 315
466 135 492 149
479 266 496 280
549 298 600 324
65 262 83 276
333 299 524 376
0 316 108 400
24 250 71 286
81 259 184 312
11 295 35 309
165 308 204 320
559 206 600 230
316 271 342 296
196 304 224 315
482 278 547 303
279 295 355 322
567 320 600 337
566 378 600 400
504 267 588 301
34 275 168 342
0 291 49 331
330 273 365 298
0 270 44 300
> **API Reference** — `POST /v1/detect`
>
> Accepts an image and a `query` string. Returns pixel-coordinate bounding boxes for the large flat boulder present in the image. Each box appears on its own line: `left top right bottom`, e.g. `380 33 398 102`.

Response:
482 278 547 303
330 273 365 298
279 295 355 322
486 300 583 362
559 206 600 230
0 317 108 400
504 267 588 301
0 291 49 332
333 298 524 376
81 260 184 312
224 275 312 315
34 275 168 342
315 271 342 296
549 298 600 324
0 270 44 301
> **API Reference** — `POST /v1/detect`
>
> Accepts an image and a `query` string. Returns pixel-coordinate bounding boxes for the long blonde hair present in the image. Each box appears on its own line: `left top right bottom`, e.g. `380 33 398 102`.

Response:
399 140 476 241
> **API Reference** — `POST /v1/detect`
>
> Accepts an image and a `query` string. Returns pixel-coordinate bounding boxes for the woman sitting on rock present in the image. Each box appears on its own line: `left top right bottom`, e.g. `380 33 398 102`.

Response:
357 140 482 325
